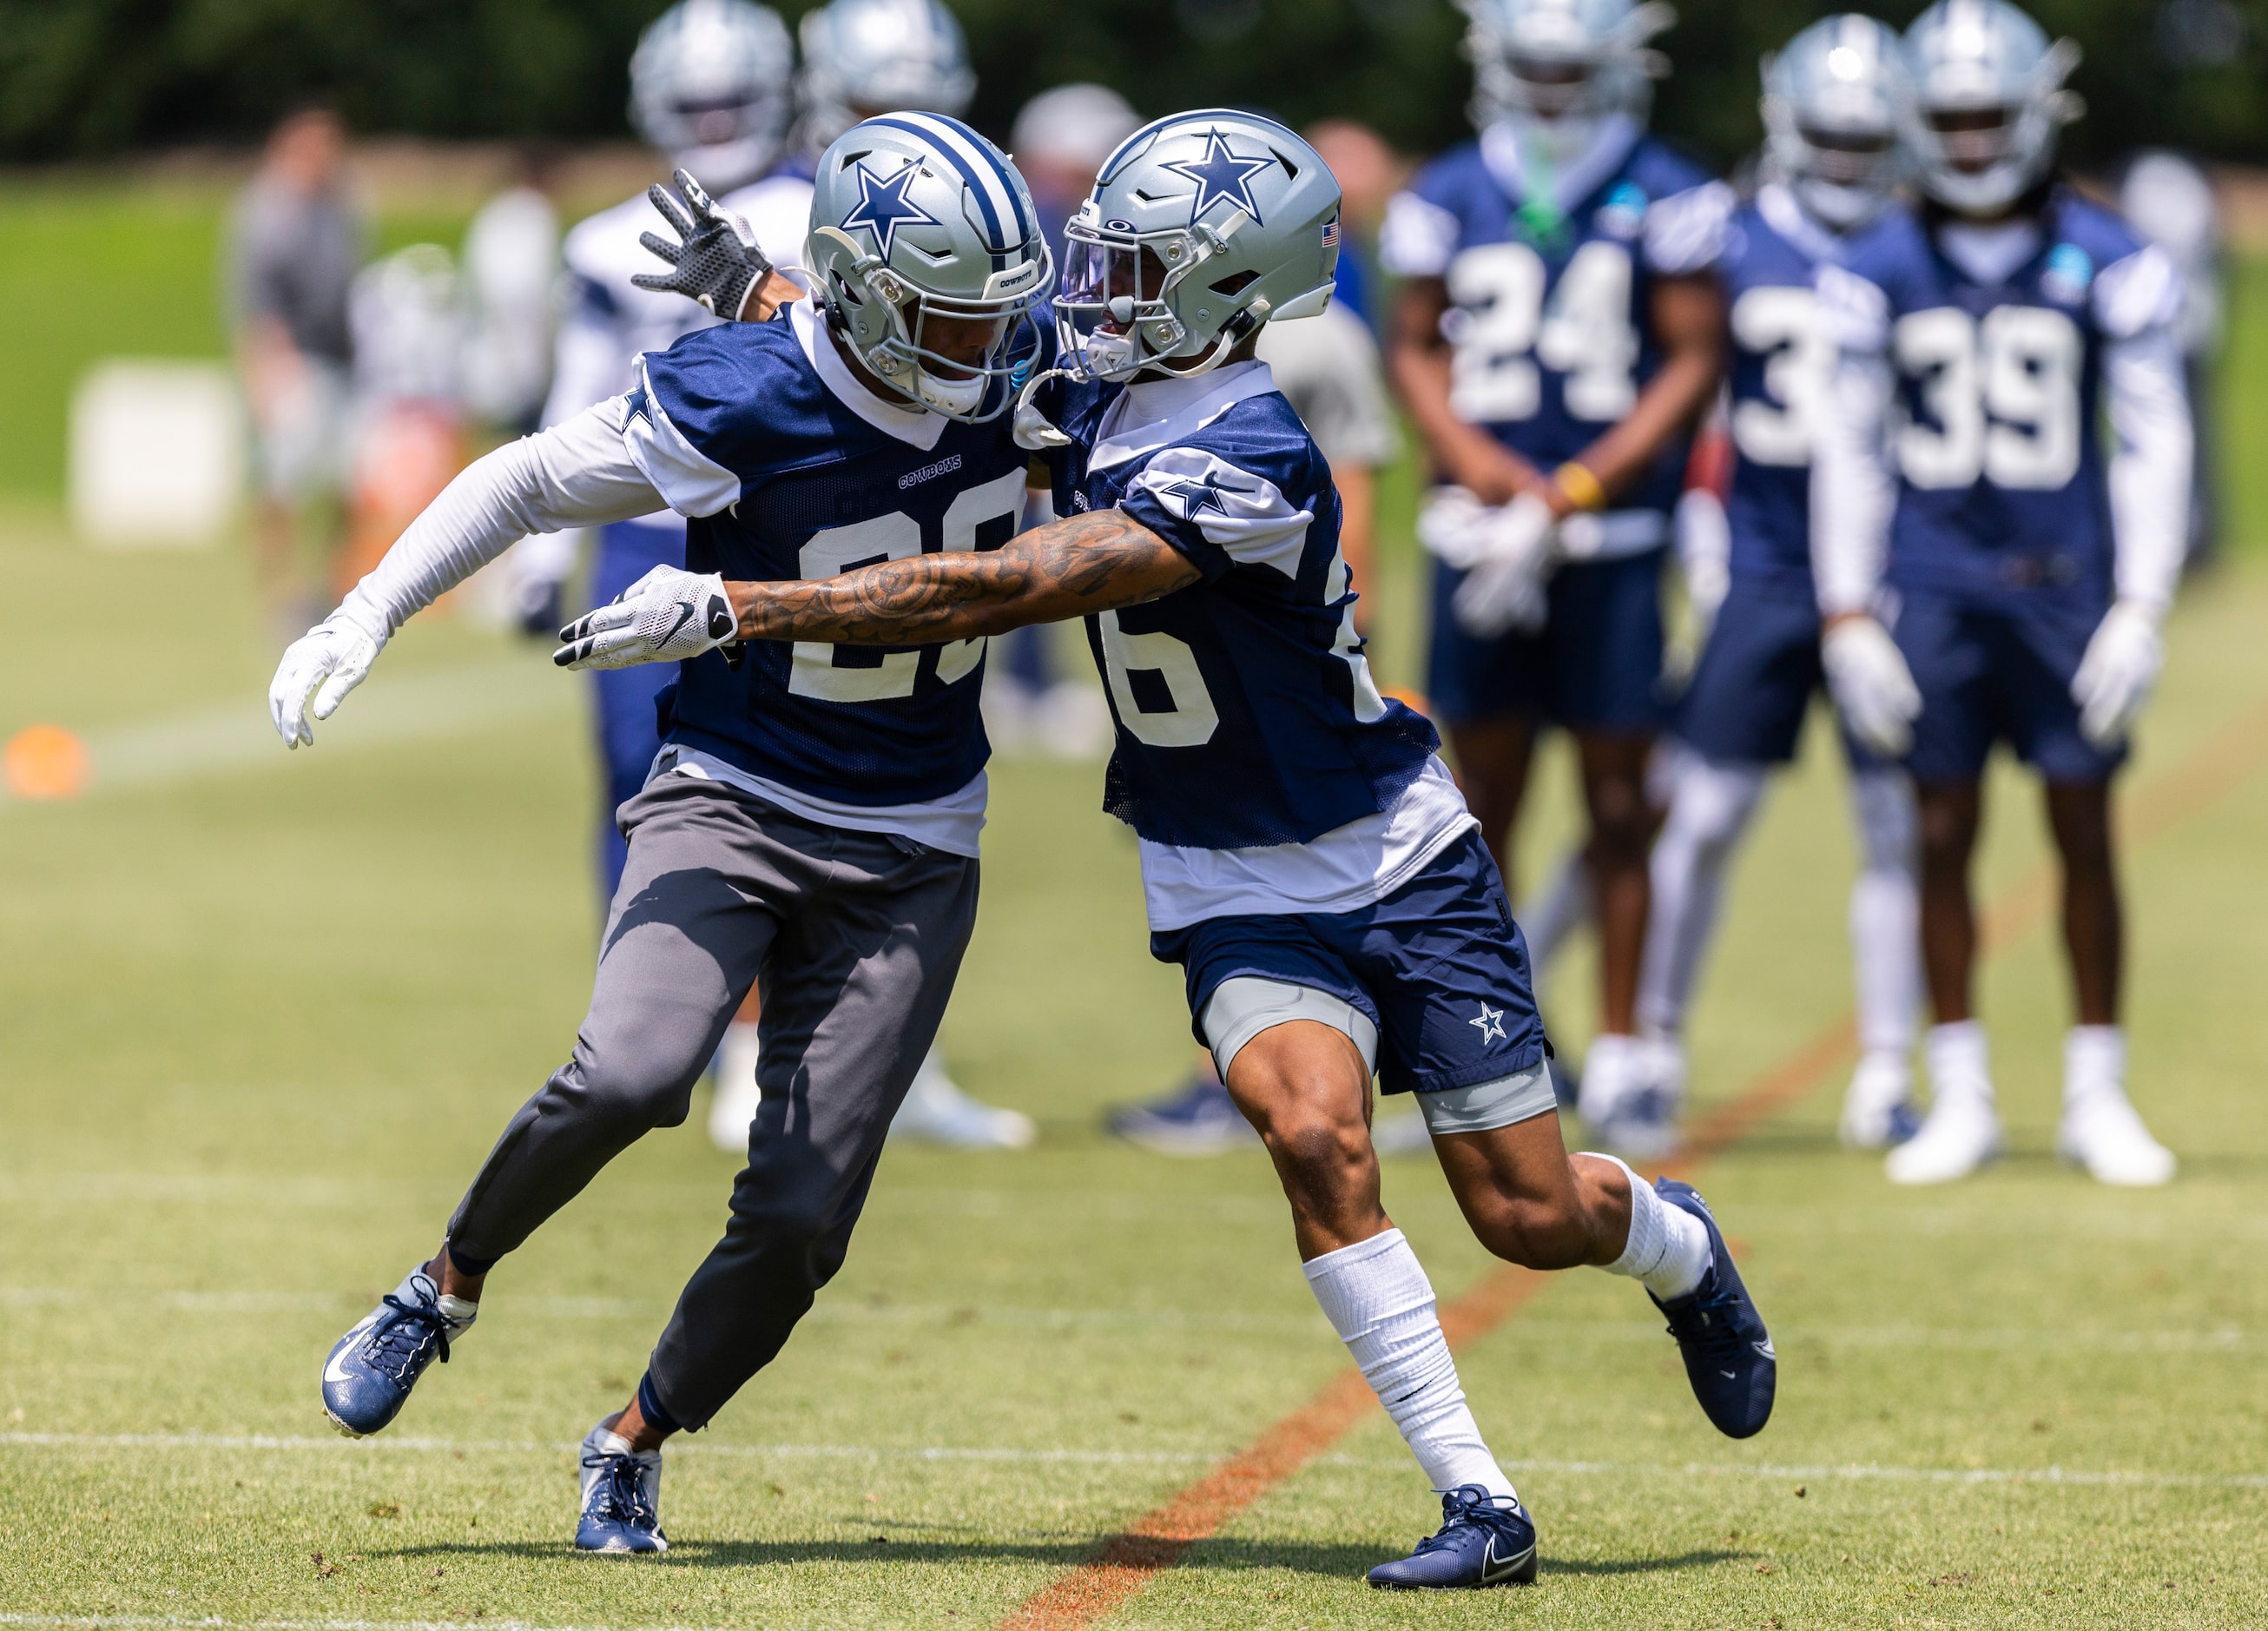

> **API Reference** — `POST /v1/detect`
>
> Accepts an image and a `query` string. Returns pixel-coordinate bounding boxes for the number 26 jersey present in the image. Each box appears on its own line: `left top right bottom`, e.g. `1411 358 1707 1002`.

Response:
1821 190 2180 608
1381 118 1726 519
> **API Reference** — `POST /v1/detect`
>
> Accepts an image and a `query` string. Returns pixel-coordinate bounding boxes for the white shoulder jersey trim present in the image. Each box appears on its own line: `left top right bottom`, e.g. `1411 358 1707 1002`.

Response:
625 360 742 518
1127 448 1312 579
1378 189 1460 280
1644 180 1737 276
2093 243 2183 342
1816 262 1893 353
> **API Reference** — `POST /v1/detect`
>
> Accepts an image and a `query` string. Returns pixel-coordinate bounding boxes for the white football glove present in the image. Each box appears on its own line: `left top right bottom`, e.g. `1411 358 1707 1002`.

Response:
269 612 386 749
1451 492 1561 638
2071 599 2165 749
1415 485 1494 570
1822 615 1922 758
552 565 736 670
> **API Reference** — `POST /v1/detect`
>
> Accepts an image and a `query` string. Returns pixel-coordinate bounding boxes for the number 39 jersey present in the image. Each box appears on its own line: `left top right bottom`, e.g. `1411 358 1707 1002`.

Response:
1823 190 2180 607
626 301 1026 809
1043 361 1440 851
1381 119 1728 518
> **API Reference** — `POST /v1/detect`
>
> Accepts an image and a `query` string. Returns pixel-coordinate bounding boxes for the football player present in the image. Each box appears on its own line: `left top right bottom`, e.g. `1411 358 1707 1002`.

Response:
624 109 1777 1588
1380 0 1730 1152
1811 0 2187 1185
1632 17 1927 1152
273 114 1051 1552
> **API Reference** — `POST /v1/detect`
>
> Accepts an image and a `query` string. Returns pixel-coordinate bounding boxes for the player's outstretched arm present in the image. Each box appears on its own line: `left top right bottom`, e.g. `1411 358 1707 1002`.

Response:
269 399 669 747
730 506 1200 648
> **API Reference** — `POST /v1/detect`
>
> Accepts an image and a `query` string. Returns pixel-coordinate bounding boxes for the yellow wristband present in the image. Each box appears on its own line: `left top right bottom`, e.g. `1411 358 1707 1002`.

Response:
1553 461 1607 512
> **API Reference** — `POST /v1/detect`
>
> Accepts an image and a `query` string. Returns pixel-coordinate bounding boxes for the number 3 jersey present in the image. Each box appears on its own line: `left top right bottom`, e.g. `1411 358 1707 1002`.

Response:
625 299 1029 834
1820 189 2183 609
1381 115 1729 529
1041 360 1447 910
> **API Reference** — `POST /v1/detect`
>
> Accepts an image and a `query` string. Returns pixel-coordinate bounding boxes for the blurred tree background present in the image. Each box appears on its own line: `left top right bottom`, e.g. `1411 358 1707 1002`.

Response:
0 0 2260 168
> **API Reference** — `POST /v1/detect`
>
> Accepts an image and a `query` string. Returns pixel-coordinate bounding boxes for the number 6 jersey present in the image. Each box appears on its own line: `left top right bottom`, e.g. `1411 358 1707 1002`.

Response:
1043 360 1441 859
1818 188 2183 609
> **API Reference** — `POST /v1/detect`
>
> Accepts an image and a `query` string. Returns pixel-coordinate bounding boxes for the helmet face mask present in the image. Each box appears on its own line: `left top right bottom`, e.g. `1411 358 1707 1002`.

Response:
1460 0 1675 137
630 0 796 194
797 0 976 154
1761 14 1915 231
1901 0 2081 217
807 116 1052 423
1052 111 1343 385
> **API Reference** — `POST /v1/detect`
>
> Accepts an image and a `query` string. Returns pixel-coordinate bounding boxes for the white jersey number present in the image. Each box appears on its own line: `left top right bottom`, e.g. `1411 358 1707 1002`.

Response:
1729 285 1830 467
787 472 1024 702
1893 304 2085 492
1097 612 1219 748
1445 240 1638 426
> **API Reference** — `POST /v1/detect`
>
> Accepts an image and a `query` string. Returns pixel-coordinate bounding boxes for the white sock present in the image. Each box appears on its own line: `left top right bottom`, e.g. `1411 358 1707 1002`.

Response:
400 1269 477 1341
1302 1231 1516 1501
1589 1154 1711 1302
2064 1025 2125 1108
1925 1020 1994 1107
1847 769 1922 1058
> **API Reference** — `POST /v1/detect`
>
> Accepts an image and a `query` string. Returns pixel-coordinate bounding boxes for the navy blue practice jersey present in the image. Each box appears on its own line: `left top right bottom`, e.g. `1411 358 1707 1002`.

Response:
1829 189 2177 610
1718 184 1847 598
1383 123 1724 517
629 313 1026 807
1042 365 1440 850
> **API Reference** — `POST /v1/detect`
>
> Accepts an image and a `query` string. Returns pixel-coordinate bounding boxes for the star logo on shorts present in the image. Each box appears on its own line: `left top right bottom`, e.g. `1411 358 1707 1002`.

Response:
1470 1003 1507 1046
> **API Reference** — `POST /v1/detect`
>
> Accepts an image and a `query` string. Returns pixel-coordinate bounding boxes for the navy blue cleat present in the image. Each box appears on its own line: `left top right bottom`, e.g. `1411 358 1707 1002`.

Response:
1105 1072 1257 1156
320 1268 469 1438
1367 1485 1538 1589
1650 1179 1776 1438
577 1422 668 1554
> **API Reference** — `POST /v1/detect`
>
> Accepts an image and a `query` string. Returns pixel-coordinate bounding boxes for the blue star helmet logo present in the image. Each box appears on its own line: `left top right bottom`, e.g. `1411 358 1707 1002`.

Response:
1153 468 1254 521
842 159 943 259
1161 129 1276 226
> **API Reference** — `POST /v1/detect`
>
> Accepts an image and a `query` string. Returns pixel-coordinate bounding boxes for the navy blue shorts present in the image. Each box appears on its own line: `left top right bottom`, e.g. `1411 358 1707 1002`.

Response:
591 522 685 899
1427 548 1666 732
1675 587 1880 769
1892 589 2124 784
1150 829 1549 1097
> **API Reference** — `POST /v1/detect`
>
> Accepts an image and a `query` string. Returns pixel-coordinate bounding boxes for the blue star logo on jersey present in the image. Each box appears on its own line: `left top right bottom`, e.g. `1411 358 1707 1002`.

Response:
843 160 942 258
1153 469 1254 521
1469 1003 1507 1047
1162 130 1276 225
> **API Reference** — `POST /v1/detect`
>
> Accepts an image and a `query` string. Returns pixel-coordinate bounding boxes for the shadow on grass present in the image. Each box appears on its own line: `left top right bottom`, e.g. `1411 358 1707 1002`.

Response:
379 1535 1750 1580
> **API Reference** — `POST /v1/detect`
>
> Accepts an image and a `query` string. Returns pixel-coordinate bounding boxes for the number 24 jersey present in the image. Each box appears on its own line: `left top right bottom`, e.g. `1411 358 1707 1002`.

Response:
1382 121 1726 518
1823 190 2180 607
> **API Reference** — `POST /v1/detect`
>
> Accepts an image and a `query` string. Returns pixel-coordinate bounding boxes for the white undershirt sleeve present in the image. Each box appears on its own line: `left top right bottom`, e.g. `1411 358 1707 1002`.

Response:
2101 323 2192 616
1809 266 1900 618
337 395 666 640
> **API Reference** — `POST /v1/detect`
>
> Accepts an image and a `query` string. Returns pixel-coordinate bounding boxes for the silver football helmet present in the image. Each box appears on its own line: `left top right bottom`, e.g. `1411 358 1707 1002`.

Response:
629 0 796 195
1902 0 2082 216
1055 110 1342 384
805 113 1049 420
1460 0 1674 136
797 0 977 153
1762 15 1915 230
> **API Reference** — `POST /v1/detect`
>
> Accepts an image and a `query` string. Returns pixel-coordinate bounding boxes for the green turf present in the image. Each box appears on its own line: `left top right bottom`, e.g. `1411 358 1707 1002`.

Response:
2 500 2266 1630
3 175 2268 1629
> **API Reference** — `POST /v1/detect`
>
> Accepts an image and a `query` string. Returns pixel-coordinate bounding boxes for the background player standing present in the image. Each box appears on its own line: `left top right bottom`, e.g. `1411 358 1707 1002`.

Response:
1632 16 1926 1153
1381 0 1728 1152
1812 0 2187 1187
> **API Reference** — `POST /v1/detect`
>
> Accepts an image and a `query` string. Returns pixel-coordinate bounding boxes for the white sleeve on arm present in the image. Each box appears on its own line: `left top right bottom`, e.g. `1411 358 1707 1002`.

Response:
337 396 665 639
2101 323 2192 615
1809 265 1900 618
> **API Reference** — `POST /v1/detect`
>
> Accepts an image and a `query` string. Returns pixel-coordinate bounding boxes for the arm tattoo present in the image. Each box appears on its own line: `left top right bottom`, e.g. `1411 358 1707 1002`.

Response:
729 505 1201 645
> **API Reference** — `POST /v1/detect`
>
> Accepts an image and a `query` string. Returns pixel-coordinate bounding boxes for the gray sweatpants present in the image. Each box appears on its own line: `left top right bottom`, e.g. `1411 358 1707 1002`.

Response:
445 770 979 1430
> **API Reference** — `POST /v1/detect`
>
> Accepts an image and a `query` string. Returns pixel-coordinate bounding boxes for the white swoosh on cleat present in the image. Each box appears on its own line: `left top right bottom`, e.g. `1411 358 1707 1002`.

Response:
323 1315 378 1384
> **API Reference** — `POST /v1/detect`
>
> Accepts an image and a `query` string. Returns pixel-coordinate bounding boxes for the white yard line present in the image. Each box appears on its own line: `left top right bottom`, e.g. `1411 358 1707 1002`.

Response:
4 1285 2258 1355
0 655 572 809
6 1431 2262 1491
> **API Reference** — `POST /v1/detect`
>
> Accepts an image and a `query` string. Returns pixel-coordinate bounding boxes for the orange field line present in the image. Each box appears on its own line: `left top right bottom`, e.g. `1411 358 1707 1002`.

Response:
999 691 2268 1631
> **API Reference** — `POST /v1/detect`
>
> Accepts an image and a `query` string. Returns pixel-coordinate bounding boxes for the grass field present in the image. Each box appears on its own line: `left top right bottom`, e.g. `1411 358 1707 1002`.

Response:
3 177 2268 1629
